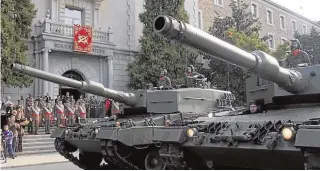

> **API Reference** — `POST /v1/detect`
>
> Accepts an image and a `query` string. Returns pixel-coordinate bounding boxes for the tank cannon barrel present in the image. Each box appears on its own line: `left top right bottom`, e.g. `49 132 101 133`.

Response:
153 15 306 94
11 63 138 106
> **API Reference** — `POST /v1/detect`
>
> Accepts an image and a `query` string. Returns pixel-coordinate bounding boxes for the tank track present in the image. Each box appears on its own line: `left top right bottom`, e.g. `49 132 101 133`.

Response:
100 140 140 170
54 138 111 170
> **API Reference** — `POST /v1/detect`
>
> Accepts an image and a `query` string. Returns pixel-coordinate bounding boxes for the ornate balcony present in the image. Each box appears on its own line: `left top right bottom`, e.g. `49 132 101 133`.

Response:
35 17 115 56
39 18 114 43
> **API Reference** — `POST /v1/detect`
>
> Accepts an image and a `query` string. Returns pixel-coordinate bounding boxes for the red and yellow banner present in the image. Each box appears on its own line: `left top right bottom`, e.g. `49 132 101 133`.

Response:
73 24 93 53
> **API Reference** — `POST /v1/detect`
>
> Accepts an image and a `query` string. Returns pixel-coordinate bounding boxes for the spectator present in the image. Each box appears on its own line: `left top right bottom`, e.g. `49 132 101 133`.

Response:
8 115 18 154
15 109 26 152
0 128 7 163
3 125 15 159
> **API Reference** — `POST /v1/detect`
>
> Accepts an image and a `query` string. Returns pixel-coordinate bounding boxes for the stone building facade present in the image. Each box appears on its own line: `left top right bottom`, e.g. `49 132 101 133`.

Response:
198 0 320 50
1 0 201 102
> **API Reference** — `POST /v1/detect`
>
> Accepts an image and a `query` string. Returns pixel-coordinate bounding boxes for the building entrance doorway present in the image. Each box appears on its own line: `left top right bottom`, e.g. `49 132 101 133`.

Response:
60 70 85 101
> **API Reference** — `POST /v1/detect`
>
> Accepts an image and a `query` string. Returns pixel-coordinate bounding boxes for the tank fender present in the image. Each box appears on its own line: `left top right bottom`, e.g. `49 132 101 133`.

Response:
294 128 320 148
95 128 118 141
50 128 66 138
152 127 188 143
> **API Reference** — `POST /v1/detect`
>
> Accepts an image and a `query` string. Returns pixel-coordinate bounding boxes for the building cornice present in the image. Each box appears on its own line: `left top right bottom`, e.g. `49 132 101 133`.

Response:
261 0 320 29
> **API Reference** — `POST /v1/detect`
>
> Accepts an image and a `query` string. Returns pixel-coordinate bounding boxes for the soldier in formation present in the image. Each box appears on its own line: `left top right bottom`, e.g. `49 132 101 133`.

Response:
76 96 87 123
3 92 122 130
43 101 53 134
31 100 41 134
55 99 65 128
65 100 75 126
25 94 34 134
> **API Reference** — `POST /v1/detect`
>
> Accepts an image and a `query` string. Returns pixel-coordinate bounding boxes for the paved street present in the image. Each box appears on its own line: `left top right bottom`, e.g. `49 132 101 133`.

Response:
3 162 81 170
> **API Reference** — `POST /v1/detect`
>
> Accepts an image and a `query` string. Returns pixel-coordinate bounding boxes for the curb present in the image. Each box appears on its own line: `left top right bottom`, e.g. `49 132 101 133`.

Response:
1 160 69 169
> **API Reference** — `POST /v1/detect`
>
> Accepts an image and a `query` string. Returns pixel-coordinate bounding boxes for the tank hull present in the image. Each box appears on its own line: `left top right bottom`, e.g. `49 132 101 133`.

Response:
184 142 304 169
187 146 303 169
153 106 320 169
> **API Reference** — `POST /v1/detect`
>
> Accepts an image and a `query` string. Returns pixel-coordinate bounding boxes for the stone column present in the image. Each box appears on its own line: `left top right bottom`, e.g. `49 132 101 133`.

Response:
41 48 51 96
93 1 102 28
32 36 40 96
50 0 59 22
99 58 104 83
107 56 113 88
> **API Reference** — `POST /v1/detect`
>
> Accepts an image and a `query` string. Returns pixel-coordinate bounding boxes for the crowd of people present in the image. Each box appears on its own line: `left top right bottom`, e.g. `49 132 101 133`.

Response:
0 92 120 162
0 96 26 160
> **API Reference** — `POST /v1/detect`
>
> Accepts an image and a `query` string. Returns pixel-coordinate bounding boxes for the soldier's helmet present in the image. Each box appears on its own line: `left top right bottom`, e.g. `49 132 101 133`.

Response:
160 69 167 76
290 39 301 51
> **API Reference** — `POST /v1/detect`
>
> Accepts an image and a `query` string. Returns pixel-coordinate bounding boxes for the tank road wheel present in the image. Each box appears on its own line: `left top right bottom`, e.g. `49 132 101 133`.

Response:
304 149 320 170
79 152 103 170
54 138 77 155
144 150 166 170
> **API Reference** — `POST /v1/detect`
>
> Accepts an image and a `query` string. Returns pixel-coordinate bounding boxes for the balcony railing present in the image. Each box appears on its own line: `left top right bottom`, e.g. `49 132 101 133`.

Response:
40 19 113 43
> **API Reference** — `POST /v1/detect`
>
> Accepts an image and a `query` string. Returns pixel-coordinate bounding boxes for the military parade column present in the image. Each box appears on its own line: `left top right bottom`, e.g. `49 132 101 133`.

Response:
41 47 51 96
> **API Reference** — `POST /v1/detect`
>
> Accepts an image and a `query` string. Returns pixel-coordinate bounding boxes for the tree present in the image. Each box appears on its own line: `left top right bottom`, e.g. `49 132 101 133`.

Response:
209 1 262 39
204 1 269 104
127 0 198 89
1 0 37 87
271 41 290 60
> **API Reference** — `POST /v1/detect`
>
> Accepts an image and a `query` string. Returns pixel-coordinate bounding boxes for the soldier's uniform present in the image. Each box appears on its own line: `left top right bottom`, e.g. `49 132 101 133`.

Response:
55 100 65 128
76 96 86 123
158 69 172 89
31 101 41 135
287 50 311 67
40 97 46 127
286 39 311 67
43 102 53 134
78 103 87 123
65 102 75 126
186 65 207 88
111 100 120 116
25 94 34 133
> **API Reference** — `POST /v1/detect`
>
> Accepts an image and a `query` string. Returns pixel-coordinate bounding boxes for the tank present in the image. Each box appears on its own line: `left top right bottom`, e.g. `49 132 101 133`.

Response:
149 15 320 169
11 63 237 169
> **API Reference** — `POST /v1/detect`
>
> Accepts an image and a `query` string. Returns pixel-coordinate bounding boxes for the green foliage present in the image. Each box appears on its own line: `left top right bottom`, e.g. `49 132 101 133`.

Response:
210 1 262 39
1 0 37 87
127 0 198 89
204 1 268 104
226 28 270 52
271 41 290 60
294 27 320 63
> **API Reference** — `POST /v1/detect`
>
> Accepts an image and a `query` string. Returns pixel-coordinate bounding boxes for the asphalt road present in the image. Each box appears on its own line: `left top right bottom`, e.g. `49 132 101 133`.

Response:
4 162 81 170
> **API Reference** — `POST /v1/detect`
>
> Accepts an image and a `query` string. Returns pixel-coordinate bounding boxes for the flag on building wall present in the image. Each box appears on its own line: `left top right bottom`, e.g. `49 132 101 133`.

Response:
73 24 93 53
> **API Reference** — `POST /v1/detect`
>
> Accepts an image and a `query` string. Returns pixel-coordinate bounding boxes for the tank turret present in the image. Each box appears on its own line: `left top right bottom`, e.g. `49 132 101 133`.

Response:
153 15 320 106
11 63 232 114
